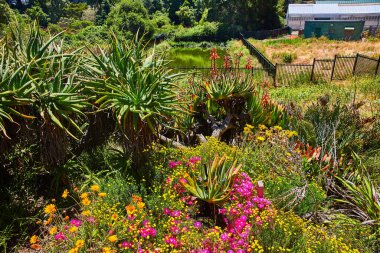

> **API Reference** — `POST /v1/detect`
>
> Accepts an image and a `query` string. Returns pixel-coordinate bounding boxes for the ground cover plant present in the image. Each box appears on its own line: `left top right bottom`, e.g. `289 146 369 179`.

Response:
0 24 379 253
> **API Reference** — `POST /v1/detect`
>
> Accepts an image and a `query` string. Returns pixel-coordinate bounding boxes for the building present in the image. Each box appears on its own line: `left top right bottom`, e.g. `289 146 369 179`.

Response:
287 3 380 30
304 20 365 40
316 0 380 3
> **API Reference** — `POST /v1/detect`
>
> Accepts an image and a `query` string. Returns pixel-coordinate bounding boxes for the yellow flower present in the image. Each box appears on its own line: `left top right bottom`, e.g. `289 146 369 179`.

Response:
111 213 118 220
256 136 265 142
108 235 118 243
273 125 282 131
102 247 112 253
76 239 85 248
258 124 267 130
137 202 145 209
69 226 78 233
125 205 135 215
90 185 100 192
80 193 88 199
68 248 79 253
62 189 69 199
44 204 56 214
49 226 58 235
243 127 253 135
82 198 91 206
82 210 91 216
30 235 39 244
98 192 107 198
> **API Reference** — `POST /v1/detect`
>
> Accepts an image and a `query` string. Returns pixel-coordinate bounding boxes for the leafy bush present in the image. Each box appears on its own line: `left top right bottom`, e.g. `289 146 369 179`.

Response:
106 0 154 40
173 22 219 42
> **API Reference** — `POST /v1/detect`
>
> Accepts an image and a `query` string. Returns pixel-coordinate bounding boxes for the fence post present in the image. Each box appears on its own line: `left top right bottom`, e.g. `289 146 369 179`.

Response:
310 58 316 82
330 55 337 81
274 63 278 87
352 53 359 76
375 56 380 76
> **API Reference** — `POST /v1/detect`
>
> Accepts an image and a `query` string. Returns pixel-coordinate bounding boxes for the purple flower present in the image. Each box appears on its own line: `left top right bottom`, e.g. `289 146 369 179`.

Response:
171 210 181 217
220 233 229 241
193 221 202 229
70 219 82 227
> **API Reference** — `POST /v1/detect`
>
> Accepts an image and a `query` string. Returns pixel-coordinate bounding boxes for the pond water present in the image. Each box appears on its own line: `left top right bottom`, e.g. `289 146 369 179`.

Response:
167 47 228 68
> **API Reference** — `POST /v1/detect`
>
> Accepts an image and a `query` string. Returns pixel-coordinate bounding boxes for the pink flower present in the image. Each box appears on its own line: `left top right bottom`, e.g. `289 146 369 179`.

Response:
171 210 181 217
170 225 180 234
121 241 133 248
70 219 82 227
188 156 201 165
54 232 67 241
163 207 172 216
169 161 182 169
87 217 95 223
193 221 202 229
165 235 179 248
220 233 229 241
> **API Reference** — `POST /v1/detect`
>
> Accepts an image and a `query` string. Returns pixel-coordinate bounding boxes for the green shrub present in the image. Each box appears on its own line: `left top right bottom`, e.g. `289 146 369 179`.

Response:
106 0 155 40
173 22 219 42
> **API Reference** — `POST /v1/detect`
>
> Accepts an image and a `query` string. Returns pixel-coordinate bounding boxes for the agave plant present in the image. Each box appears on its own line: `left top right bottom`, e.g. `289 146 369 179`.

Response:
83 34 181 171
182 155 242 204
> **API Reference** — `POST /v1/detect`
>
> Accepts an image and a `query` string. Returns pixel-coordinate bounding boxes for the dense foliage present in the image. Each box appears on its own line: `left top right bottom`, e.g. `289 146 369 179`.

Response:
0 25 379 252
3 0 286 43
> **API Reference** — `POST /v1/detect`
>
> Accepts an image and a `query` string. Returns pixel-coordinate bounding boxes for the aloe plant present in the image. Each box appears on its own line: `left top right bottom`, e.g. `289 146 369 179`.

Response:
336 171 380 223
182 155 242 204
0 24 90 166
83 34 181 171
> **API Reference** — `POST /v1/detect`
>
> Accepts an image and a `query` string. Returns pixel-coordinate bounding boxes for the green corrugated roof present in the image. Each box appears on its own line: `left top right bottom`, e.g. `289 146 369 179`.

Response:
316 0 380 3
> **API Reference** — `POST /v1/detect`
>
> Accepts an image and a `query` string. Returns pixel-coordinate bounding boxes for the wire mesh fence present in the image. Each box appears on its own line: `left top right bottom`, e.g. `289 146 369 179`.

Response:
276 64 313 86
170 67 274 84
332 56 356 80
240 36 380 86
354 54 379 76
275 53 380 86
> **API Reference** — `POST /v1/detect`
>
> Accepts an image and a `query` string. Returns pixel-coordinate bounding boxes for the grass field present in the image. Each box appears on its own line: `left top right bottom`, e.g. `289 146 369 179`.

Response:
248 37 380 64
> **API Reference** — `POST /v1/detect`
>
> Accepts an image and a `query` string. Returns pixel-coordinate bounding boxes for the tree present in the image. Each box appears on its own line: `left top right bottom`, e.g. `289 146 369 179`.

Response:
63 3 88 20
143 0 163 14
49 0 69 23
175 0 195 27
95 0 111 25
0 0 15 26
26 6 49 26
106 0 154 39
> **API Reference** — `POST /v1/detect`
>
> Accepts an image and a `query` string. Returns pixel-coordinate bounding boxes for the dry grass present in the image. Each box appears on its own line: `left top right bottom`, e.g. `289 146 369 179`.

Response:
248 37 380 64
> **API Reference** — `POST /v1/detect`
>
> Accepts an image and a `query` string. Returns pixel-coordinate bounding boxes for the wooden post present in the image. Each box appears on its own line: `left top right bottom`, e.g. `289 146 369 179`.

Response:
310 58 316 82
273 63 278 87
330 55 337 81
257 181 264 198
375 56 380 76
352 53 359 76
